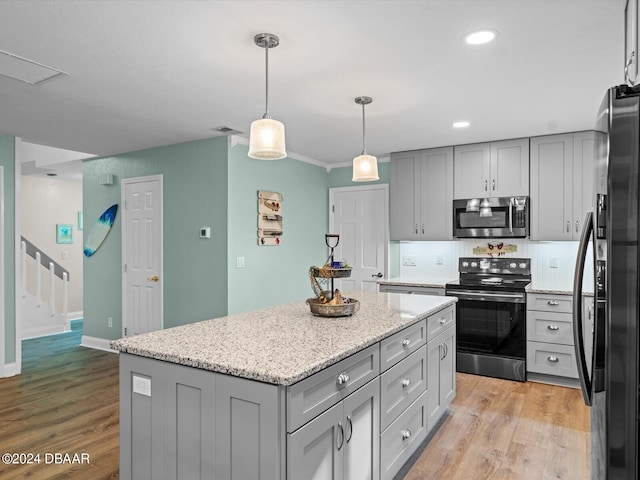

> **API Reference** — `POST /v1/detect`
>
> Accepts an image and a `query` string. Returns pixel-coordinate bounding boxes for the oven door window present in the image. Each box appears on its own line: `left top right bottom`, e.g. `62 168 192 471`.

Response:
457 207 509 229
456 298 525 359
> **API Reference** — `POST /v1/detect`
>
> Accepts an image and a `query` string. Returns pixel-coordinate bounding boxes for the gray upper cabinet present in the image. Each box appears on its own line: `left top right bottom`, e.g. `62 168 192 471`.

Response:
453 138 529 199
390 147 453 241
530 132 594 240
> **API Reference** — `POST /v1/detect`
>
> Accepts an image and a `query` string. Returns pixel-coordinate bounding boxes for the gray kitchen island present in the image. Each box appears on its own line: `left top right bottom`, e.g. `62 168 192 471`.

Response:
111 291 457 480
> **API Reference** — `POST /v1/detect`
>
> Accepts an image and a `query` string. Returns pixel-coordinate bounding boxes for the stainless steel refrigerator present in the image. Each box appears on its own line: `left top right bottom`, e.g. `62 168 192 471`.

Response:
574 84 639 479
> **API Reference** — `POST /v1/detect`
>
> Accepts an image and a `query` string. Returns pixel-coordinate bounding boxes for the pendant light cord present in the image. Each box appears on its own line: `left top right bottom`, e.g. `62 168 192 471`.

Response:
361 103 366 155
264 43 270 119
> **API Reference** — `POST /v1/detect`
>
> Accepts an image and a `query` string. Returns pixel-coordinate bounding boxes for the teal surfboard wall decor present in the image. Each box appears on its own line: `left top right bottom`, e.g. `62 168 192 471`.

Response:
84 204 118 257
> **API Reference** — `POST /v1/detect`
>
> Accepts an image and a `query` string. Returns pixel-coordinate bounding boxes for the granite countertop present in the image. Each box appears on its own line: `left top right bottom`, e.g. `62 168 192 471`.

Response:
111 291 457 386
377 277 451 288
526 284 594 296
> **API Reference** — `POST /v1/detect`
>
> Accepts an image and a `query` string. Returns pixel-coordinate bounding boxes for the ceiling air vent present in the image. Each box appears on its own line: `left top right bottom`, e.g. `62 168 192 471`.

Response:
211 126 242 136
0 49 68 85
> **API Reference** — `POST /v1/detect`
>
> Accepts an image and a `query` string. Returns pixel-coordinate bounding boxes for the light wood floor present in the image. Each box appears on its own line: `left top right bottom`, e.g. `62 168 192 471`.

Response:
0 329 589 480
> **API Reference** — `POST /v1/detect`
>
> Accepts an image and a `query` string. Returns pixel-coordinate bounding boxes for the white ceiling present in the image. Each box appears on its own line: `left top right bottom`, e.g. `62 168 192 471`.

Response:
0 0 625 168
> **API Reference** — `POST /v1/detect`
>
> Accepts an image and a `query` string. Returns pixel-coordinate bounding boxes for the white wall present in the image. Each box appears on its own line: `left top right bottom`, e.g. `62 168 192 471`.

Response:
397 239 593 291
20 175 83 313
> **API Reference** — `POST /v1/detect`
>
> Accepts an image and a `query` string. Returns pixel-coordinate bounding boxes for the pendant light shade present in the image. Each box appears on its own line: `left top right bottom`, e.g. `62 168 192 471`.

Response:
249 118 286 159
352 96 379 182
248 33 287 160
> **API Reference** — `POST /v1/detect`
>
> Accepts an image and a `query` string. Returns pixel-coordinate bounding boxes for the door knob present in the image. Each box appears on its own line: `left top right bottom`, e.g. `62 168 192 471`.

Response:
372 272 383 278
147 275 159 282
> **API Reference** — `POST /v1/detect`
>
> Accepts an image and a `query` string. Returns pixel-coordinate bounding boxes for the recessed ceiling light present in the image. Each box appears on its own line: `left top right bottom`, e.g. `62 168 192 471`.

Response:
453 121 470 128
464 30 498 45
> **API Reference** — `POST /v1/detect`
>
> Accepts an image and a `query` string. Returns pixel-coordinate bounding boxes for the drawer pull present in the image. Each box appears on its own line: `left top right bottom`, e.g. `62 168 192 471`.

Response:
547 356 559 363
439 317 447 325
547 300 560 306
401 429 412 440
402 337 411 348
547 324 560 331
401 378 411 389
336 372 350 386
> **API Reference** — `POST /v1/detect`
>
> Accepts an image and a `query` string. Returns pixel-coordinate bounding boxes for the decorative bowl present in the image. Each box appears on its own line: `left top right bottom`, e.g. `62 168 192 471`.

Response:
306 298 360 317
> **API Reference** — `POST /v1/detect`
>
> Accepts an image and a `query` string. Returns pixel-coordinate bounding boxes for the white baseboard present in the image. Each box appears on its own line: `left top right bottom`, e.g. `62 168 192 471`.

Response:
22 325 68 340
1 362 17 378
80 335 119 354
68 311 83 322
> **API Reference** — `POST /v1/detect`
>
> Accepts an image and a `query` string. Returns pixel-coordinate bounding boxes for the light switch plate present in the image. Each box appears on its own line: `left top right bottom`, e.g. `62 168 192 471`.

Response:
550 257 559 269
132 375 151 397
436 254 443 265
236 256 245 268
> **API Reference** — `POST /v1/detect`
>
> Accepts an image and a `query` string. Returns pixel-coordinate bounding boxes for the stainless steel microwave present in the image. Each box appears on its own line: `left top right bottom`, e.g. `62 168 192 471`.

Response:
453 196 529 238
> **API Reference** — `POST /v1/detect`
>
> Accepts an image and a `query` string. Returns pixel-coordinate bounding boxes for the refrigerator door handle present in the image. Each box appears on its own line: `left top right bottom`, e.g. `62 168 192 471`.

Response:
573 211 594 406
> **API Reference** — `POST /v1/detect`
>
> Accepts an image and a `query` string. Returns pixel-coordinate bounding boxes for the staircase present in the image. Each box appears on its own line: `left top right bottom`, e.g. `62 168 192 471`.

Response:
20 237 70 339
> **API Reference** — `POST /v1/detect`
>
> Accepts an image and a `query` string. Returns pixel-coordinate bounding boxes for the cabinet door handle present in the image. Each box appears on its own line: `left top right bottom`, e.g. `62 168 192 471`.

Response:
492 179 496 191
576 220 579 233
548 300 560 306
345 415 353 443
401 378 412 389
336 372 350 386
547 356 559 363
336 421 344 450
415 224 418 234
444 343 448 359
422 224 425 234
401 428 412 440
547 324 560 331
402 337 411 348
566 221 570 233
484 180 488 191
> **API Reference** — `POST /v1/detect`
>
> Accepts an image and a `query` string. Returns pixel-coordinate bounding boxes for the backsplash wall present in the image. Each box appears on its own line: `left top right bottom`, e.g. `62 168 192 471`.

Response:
398 239 593 291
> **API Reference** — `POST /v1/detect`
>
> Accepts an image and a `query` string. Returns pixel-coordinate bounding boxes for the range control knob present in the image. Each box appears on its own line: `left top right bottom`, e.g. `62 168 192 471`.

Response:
509 263 517 269
462 261 469 268
519 263 527 269
471 262 478 268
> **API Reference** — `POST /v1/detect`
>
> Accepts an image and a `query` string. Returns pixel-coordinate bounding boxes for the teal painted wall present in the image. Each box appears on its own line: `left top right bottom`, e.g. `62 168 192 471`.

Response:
227 143 329 314
327 162 399 277
0 133 15 364
83 137 228 340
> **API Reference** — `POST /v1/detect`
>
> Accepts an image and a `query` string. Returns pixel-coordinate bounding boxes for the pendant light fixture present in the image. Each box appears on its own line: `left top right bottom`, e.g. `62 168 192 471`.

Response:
248 33 287 160
352 96 379 182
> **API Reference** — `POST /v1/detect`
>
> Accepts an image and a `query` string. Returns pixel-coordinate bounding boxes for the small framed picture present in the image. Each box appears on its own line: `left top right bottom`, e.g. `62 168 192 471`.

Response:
78 211 83 231
56 224 73 244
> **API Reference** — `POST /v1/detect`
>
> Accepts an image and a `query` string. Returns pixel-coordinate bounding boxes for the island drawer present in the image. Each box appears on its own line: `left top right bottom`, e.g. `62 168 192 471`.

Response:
380 390 428 480
380 348 427 430
527 310 574 345
380 319 427 372
287 343 379 433
526 341 578 378
426 305 455 340
527 293 573 314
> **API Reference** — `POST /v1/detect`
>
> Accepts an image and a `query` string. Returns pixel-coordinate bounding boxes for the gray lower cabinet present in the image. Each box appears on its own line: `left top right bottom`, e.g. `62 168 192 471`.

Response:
426 323 456 431
119 304 456 480
288 377 380 480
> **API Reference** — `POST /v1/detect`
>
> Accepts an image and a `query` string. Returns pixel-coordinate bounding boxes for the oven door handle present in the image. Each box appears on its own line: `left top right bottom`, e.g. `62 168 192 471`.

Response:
446 290 525 303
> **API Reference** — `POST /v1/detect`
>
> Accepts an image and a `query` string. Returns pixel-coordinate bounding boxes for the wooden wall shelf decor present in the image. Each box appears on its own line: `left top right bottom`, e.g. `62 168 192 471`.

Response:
258 190 282 246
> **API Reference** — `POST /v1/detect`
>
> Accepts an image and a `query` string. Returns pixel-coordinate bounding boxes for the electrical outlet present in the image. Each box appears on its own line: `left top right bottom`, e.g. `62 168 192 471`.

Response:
108 317 113 328
550 257 559 269
436 254 443 265
132 375 151 397
236 256 245 268
402 256 417 266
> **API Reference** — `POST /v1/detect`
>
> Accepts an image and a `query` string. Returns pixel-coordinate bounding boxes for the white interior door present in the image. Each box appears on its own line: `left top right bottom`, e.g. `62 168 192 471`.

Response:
122 175 163 336
329 185 388 294
0 166 5 376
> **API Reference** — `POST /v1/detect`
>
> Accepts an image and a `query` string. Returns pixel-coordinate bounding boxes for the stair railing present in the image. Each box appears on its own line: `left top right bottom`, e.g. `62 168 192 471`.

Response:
20 237 70 321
